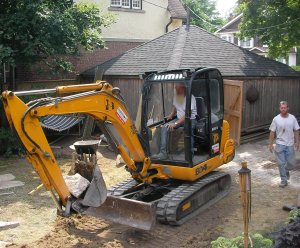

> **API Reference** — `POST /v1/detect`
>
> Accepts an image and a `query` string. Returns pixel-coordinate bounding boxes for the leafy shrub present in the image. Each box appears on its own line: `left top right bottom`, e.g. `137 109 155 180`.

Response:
287 208 300 223
273 217 300 248
0 127 23 156
211 233 273 248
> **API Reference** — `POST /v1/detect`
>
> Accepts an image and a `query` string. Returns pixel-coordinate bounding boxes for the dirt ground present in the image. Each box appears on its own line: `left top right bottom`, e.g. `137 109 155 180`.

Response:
1 139 300 248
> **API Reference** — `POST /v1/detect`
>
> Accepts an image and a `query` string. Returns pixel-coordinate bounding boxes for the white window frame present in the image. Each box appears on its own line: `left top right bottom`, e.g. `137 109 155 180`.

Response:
111 0 121 7
132 0 141 9
111 0 142 10
121 0 130 8
3 62 10 83
277 57 287 64
220 34 234 43
238 37 254 48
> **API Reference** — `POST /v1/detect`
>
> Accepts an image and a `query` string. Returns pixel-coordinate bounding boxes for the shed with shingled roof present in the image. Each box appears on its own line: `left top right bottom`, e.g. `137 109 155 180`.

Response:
81 25 300 143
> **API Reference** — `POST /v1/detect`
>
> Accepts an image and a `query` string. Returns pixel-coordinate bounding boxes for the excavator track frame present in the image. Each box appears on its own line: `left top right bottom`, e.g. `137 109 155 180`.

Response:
108 171 231 226
156 171 231 225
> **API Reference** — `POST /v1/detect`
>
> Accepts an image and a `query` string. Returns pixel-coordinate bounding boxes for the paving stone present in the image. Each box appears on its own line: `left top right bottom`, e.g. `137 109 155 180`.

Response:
0 221 19 230
0 241 12 248
0 174 15 182
0 174 24 190
0 181 24 190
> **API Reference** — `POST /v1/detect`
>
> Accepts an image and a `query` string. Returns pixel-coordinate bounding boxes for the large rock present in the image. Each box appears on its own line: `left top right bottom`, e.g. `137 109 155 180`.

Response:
63 173 90 198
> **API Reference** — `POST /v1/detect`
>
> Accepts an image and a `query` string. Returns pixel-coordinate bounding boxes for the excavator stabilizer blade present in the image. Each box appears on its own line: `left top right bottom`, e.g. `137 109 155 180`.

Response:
83 195 156 230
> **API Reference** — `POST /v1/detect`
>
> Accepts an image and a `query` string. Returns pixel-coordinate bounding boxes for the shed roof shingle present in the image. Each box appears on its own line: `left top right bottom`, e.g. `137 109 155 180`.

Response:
81 25 299 78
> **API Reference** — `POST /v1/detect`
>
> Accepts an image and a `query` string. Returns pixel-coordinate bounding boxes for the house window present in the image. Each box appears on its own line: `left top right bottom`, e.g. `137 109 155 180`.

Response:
220 34 234 43
277 57 287 64
122 0 130 8
110 0 142 9
111 0 121 7
240 38 250 47
132 0 141 9
239 37 254 48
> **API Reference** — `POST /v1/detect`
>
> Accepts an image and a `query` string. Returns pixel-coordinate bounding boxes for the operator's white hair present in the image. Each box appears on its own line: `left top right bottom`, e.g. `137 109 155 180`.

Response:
279 101 288 107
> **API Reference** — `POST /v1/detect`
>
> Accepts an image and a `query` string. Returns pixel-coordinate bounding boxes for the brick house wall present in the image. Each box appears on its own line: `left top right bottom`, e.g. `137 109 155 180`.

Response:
15 41 143 85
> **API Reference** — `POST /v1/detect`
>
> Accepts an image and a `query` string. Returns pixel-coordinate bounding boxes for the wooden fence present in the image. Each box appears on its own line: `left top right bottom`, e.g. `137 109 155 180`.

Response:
241 78 300 133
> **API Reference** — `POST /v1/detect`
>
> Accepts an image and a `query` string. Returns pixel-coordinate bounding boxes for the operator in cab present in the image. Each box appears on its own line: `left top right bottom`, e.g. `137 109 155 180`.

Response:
152 83 197 160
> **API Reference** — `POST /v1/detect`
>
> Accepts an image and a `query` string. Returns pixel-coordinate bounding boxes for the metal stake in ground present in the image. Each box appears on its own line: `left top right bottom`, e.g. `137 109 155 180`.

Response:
238 161 252 248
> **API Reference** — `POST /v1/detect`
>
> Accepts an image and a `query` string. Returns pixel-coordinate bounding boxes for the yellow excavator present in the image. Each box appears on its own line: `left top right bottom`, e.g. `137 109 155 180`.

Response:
1 68 235 230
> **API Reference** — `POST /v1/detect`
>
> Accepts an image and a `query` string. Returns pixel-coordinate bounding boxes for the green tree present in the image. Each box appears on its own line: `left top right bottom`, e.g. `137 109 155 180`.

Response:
0 0 113 72
182 0 225 32
238 0 300 58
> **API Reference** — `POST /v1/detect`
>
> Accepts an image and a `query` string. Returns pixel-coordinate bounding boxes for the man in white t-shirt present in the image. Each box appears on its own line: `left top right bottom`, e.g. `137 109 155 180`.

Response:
152 83 197 160
269 101 299 187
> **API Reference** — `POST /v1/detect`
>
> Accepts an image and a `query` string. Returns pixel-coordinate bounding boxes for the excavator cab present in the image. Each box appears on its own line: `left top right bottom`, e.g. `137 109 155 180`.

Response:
141 68 224 167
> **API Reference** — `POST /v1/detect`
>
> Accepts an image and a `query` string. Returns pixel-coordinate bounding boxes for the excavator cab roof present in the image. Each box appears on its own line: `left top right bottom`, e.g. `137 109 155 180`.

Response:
143 68 201 82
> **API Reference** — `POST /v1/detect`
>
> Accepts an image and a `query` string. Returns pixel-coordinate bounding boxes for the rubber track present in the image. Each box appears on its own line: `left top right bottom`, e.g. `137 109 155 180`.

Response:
108 178 138 196
156 171 231 225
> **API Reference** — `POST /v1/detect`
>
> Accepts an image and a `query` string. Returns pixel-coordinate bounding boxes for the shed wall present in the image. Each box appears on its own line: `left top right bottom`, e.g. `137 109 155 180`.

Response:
104 76 144 119
82 75 300 139
242 78 300 132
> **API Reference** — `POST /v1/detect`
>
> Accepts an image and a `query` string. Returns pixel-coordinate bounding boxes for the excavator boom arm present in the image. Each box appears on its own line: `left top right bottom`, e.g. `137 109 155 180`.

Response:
1 82 146 206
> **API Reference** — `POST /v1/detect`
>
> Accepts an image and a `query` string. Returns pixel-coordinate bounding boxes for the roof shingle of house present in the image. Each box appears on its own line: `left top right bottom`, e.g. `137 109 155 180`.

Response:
168 0 187 19
81 25 299 78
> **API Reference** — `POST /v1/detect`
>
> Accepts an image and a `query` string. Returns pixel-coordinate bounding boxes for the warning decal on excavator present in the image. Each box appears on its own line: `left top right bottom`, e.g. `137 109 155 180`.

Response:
212 143 220 154
116 107 128 124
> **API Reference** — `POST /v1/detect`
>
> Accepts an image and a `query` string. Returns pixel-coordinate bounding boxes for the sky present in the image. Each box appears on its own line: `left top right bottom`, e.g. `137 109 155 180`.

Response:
216 0 237 17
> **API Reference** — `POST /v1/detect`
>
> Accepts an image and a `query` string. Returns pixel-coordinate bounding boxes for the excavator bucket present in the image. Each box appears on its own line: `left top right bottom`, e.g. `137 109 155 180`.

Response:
72 141 107 207
83 196 156 230
72 140 156 230
81 165 107 207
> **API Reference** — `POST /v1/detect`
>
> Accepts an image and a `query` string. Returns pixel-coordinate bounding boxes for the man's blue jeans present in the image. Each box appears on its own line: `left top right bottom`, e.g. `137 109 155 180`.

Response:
274 144 296 183
160 119 197 155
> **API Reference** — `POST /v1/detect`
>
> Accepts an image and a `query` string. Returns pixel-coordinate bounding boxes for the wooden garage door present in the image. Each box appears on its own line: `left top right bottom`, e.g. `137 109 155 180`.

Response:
224 80 243 145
